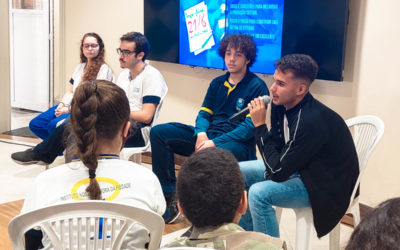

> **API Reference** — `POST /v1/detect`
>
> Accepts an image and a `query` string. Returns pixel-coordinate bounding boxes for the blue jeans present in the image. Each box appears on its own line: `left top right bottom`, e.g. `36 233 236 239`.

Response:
238 160 310 237
150 122 255 197
29 105 70 140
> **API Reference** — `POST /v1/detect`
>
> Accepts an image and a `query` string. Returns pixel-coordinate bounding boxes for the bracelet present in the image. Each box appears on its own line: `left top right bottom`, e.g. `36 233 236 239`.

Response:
59 102 70 107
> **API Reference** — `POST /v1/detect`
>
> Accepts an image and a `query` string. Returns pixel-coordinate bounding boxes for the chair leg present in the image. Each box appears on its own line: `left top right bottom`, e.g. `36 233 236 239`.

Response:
129 153 142 164
294 207 313 250
275 207 283 224
350 202 361 226
329 223 340 250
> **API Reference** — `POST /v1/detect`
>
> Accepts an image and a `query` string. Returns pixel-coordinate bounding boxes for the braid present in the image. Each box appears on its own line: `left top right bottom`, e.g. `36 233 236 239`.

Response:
70 80 130 200
70 82 102 200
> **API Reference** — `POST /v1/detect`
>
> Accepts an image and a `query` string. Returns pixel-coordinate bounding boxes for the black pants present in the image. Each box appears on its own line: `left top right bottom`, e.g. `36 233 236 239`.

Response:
33 118 145 163
25 229 43 250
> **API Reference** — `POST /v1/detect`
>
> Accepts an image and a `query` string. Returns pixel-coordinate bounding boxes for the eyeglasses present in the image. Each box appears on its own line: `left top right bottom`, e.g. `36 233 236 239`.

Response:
116 48 135 56
83 44 99 49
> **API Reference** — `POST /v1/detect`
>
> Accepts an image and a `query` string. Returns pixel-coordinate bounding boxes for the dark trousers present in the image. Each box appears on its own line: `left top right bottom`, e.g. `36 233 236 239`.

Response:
150 122 254 196
34 118 145 164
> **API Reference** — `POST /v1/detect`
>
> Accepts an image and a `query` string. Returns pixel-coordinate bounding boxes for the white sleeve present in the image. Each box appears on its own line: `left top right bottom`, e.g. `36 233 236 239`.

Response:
121 224 149 250
70 63 84 86
142 67 167 101
96 64 114 82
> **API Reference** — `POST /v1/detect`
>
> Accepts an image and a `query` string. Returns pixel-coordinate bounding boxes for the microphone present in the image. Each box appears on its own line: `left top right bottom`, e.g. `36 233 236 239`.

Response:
229 95 271 122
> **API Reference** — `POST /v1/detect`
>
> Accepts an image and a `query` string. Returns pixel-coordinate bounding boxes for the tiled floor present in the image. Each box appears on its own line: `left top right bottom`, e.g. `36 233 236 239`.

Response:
0 108 65 204
10 108 40 130
3 108 354 249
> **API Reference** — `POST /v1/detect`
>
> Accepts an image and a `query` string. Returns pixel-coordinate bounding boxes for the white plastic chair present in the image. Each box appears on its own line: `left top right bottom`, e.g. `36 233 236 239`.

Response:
160 248 215 250
8 200 165 250
276 115 384 250
120 87 168 163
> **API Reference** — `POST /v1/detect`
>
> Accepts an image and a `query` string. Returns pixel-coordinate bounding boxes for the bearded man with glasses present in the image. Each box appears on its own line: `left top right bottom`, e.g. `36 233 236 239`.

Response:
12 32 167 167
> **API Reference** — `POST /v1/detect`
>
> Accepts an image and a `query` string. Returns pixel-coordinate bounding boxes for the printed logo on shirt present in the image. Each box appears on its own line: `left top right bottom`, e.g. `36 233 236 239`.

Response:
132 87 140 93
236 98 245 111
60 177 131 201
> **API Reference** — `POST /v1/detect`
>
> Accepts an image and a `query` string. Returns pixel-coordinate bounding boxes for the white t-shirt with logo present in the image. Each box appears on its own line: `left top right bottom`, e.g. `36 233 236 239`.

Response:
22 159 166 249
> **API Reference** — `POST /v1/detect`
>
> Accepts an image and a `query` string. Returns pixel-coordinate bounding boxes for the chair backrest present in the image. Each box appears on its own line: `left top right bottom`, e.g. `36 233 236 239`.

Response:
8 200 165 250
151 87 168 129
160 248 215 250
142 86 168 148
346 115 384 203
120 86 168 160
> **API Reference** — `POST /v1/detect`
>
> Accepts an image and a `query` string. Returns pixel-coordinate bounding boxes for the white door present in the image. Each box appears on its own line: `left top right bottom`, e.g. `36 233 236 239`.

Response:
10 0 52 112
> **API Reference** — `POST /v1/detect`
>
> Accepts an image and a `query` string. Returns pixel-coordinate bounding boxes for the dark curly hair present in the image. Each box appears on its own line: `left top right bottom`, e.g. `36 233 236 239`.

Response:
79 33 106 82
346 197 400 250
177 147 245 228
120 32 150 61
218 34 257 67
275 54 319 84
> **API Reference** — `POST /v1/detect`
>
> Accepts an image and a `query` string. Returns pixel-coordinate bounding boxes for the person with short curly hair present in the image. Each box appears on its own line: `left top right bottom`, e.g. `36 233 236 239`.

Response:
218 33 257 68
150 33 269 224
164 148 285 249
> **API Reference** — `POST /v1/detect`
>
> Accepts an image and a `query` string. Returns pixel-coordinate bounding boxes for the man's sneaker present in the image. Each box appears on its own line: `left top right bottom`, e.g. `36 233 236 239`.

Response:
11 148 48 166
164 200 180 224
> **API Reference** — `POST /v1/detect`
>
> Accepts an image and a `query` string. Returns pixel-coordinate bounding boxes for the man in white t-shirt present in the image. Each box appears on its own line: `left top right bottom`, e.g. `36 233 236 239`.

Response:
116 32 168 147
11 32 167 164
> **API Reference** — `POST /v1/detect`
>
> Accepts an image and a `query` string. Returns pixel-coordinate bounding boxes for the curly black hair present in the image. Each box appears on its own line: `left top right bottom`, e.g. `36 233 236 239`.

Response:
177 147 245 228
218 34 257 67
275 54 319 84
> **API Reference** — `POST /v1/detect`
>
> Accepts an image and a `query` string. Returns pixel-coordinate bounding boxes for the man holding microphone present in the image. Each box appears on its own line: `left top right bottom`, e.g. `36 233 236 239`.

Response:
240 54 359 238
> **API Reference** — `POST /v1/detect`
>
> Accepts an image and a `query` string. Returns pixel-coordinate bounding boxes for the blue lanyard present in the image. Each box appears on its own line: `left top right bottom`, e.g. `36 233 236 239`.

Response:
71 154 120 162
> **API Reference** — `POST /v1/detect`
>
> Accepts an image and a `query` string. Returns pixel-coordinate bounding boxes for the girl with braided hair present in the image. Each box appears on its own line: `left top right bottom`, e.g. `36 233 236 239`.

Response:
29 32 114 140
21 80 166 249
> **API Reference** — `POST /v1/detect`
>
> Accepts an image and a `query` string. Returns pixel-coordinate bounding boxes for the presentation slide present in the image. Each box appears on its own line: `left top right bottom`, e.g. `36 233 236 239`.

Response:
179 0 284 74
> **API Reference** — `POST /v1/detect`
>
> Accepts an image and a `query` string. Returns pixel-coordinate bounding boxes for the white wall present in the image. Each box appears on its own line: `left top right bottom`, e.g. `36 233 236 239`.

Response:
351 0 400 204
60 0 400 206
56 0 143 100
0 0 11 132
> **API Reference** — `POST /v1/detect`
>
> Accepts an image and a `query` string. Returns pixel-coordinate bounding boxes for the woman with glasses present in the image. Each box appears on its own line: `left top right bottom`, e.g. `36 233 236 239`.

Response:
29 32 114 140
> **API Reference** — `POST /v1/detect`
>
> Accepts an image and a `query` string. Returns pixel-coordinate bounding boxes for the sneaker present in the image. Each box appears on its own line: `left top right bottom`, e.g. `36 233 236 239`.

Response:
11 148 48 166
164 200 180 224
